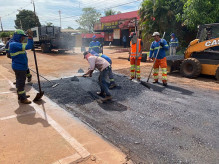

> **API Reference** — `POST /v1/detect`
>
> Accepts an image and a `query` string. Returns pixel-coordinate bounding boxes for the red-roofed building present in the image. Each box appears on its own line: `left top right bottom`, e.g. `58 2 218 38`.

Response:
94 10 139 46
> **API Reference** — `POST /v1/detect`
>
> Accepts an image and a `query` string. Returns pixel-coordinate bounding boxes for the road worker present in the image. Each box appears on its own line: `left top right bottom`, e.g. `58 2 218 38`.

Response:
129 32 143 81
90 50 116 89
149 32 169 86
5 37 32 83
89 35 101 54
83 51 112 101
169 33 178 56
9 29 33 104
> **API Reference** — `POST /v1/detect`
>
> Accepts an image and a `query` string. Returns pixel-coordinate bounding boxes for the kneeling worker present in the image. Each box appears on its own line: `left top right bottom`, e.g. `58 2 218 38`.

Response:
83 51 112 101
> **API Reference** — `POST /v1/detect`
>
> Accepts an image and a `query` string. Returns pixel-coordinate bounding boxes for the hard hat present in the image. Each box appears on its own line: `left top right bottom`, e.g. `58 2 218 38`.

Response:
129 32 136 38
14 29 27 36
152 32 160 37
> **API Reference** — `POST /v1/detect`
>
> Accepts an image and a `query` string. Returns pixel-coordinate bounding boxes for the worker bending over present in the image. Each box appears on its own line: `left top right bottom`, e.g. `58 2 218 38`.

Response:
9 29 33 104
129 32 143 81
89 35 101 54
83 51 112 101
149 32 169 86
90 50 116 89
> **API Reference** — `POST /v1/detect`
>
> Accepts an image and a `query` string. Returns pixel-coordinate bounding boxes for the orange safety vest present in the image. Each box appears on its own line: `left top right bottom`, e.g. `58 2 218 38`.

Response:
130 39 142 59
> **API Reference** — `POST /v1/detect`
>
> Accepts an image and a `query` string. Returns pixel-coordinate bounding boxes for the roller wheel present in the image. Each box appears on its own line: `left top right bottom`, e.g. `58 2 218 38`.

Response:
180 58 201 78
216 67 219 81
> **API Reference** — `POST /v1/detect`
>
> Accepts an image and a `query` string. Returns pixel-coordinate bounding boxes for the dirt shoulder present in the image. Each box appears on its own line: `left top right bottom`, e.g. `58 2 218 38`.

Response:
0 46 218 91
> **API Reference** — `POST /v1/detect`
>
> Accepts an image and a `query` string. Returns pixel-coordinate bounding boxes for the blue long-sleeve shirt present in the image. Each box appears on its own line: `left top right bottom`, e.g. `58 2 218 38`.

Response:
9 35 33 71
90 49 112 64
170 38 178 47
89 41 101 54
149 39 169 59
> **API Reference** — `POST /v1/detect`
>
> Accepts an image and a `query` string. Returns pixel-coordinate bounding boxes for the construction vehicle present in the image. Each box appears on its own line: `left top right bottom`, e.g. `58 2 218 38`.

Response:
31 26 77 53
167 23 219 80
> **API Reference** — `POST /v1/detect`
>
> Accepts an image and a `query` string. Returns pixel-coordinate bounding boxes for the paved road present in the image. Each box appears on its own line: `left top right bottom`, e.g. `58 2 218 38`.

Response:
34 73 219 164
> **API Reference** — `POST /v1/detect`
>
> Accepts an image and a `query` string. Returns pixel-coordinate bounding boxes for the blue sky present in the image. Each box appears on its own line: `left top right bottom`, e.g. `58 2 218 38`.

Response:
0 0 142 30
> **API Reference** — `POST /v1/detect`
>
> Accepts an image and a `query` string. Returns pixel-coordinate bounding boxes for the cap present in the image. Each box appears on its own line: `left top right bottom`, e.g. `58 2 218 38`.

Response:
83 51 90 58
14 29 27 37
171 33 175 37
152 32 160 37
92 35 96 40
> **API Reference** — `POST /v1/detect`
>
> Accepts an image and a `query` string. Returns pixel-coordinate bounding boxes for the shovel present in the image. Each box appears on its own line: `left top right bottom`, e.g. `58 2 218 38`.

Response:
33 47 44 101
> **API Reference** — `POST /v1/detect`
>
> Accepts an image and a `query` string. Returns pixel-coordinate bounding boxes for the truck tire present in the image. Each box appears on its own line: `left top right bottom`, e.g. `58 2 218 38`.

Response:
216 67 219 81
180 58 201 78
41 44 50 53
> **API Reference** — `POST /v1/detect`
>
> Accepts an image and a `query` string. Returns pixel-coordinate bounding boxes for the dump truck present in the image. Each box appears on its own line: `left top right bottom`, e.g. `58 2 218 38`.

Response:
31 26 77 53
167 23 219 80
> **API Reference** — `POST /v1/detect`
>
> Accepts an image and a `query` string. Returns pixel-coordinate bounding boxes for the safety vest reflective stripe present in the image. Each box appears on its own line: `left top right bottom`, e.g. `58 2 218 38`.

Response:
10 51 26 57
89 46 100 48
18 90 25 94
170 42 178 43
22 43 27 50
99 54 102 57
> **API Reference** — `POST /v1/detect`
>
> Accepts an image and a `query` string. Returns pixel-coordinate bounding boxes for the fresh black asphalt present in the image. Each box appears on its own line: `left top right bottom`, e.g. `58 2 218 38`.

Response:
33 73 219 164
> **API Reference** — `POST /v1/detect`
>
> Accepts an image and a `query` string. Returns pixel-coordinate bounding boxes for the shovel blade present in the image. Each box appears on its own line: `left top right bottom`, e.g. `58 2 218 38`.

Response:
140 81 151 89
33 91 44 102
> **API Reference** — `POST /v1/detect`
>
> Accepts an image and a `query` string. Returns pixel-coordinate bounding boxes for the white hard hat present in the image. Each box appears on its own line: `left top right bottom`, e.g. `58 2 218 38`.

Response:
152 32 160 37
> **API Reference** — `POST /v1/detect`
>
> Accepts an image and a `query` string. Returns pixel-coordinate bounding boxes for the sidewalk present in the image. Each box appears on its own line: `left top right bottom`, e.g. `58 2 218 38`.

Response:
0 65 131 164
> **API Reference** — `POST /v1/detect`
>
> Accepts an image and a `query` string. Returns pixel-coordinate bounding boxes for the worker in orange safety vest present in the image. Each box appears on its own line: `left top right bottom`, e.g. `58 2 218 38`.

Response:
129 32 143 81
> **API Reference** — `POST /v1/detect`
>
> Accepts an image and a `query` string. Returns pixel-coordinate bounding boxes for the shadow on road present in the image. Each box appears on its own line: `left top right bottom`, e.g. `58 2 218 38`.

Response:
15 104 50 127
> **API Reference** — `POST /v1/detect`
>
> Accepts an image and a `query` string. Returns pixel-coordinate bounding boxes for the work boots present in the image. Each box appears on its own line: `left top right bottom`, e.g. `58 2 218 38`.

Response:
102 95 112 102
20 99 32 104
97 92 105 97
27 74 32 82
109 83 117 89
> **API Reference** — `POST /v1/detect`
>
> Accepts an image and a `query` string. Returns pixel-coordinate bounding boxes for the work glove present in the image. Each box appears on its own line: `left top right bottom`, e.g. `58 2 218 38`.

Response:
160 41 164 47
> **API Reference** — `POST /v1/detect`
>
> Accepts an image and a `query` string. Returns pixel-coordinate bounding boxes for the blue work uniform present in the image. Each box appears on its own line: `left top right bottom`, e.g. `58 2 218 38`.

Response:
89 41 101 54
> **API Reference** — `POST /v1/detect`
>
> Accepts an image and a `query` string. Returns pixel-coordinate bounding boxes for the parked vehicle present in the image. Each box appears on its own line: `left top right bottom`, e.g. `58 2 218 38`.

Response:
31 26 77 53
0 40 6 55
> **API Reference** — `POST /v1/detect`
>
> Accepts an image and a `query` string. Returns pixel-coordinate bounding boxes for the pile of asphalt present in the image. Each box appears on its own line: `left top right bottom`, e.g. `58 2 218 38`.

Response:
33 73 219 163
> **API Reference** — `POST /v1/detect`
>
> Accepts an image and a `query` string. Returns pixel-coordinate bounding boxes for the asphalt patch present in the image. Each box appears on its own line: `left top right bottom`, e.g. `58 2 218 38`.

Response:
33 73 219 163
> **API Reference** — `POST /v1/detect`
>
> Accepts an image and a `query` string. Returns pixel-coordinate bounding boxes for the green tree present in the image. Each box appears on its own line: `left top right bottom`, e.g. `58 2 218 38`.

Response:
76 8 101 33
15 9 41 31
67 26 74 29
139 0 196 48
104 9 117 16
179 0 219 30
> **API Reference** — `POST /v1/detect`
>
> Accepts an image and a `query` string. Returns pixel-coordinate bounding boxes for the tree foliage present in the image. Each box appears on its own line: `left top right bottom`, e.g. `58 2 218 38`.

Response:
76 8 101 33
178 0 219 30
0 31 14 38
46 22 53 26
15 9 41 31
104 9 117 16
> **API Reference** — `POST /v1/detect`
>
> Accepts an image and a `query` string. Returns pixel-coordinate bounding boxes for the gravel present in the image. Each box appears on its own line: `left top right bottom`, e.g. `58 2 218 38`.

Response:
33 73 219 164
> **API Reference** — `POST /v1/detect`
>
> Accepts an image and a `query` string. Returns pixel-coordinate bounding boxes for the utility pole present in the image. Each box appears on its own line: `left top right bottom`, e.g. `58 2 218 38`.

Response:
31 0 37 26
58 10 61 29
0 17 3 31
20 20 23 29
